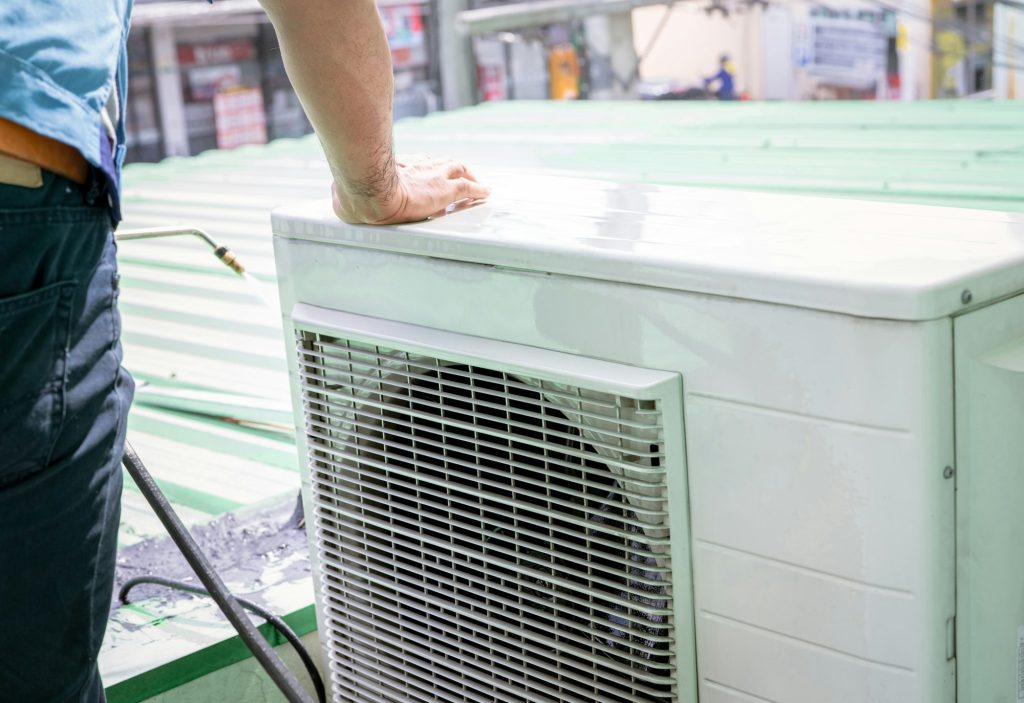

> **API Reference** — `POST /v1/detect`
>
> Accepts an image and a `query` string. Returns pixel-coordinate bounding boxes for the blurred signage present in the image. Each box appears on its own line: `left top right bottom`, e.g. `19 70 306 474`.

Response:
548 45 580 100
805 9 893 87
178 40 255 67
381 5 427 69
188 64 242 101
474 38 507 101
478 64 508 101
214 87 267 150
993 3 1023 98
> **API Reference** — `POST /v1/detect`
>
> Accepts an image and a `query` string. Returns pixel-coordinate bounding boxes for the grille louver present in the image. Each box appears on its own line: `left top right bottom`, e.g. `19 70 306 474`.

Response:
296 326 684 703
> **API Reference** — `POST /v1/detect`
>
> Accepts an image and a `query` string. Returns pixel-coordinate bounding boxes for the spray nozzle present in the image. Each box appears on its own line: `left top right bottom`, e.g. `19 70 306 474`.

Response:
115 226 247 277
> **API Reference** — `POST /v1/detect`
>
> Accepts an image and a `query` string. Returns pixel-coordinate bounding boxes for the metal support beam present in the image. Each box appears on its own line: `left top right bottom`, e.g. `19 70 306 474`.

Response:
438 0 478 110
455 0 670 35
993 0 1024 99
131 0 263 27
583 12 638 99
150 24 190 158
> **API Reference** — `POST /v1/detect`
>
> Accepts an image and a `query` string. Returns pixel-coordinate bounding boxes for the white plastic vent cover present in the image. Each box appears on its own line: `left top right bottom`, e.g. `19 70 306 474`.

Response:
291 306 693 703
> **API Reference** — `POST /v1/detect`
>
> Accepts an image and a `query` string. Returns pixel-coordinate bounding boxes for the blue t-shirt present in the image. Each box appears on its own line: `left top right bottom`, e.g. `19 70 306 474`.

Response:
0 1 133 218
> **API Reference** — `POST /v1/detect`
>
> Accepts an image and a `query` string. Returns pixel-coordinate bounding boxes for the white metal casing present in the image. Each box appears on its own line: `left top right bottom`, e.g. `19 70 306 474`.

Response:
272 175 1024 703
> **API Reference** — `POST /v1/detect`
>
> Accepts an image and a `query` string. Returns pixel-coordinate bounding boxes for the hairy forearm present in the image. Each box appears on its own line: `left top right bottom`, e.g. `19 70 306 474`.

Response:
259 0 490 225
260 0 399 216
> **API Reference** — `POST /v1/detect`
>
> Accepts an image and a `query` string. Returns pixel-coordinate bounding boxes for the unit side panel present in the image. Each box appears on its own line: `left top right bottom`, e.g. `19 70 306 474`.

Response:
273 238 957 703
954 292 1024 703
275 239 338 675
270 237 337 675
687 373 954 702
686 312 953 703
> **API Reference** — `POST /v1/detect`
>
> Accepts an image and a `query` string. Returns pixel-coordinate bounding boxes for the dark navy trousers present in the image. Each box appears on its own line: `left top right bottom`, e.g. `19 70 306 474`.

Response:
0 171 134 702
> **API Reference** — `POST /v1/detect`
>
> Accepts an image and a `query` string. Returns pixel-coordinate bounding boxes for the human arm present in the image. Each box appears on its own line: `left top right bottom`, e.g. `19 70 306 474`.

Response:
258 0 489 224
704 68 724 88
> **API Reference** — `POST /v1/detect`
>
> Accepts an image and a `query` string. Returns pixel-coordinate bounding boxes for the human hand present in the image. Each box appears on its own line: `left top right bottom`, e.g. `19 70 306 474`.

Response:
332 155 491 225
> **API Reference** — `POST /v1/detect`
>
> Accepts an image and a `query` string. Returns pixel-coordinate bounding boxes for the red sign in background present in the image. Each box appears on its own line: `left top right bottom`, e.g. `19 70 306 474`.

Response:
381 4 427 69
178 40 255 67
213 87 267 150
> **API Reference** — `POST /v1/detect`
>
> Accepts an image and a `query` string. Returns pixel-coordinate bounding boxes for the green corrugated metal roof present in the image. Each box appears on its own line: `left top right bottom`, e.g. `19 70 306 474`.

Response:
392 100 1024 211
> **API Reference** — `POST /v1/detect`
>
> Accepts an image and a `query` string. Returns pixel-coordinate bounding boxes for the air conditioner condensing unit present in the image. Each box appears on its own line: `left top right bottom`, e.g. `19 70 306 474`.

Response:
272 176 1024 703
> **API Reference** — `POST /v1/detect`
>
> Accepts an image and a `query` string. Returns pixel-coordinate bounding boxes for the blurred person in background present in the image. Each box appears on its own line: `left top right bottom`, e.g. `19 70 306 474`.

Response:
0 0 488 700
704 53 738 100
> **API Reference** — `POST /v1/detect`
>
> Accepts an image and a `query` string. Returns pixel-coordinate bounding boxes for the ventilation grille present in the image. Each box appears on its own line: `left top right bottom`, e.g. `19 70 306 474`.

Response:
297 330 677 703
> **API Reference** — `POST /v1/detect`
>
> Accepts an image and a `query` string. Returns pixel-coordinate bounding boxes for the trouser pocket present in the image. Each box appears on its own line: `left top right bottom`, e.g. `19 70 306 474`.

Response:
0 280 75 484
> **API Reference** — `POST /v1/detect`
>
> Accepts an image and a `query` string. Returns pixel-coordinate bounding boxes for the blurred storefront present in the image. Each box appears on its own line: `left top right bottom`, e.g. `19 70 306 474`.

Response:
931 0 995 96
631 0 933 101
930 0 1024 99
993 0 1024 98
457 0 939 105
126 0 437 163
472 28 579 102
797 7 901 100
465 1 580 103
462 1 642 103
123 0 1019 165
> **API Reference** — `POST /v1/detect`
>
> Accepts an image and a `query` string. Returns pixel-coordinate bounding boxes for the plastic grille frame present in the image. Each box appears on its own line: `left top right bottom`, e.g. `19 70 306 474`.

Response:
289 304 695 703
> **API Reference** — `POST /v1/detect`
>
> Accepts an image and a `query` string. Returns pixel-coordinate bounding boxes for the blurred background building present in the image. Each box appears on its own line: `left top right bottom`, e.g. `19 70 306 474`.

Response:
123 0 1024 164
127 0 437 162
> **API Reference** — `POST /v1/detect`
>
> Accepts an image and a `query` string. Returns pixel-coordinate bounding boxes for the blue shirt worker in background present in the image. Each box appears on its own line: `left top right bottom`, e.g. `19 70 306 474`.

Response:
0 0 489 700
704 53 738 100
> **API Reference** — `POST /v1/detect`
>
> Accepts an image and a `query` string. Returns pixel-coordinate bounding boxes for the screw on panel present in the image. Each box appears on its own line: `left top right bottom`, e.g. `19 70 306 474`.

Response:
943 466 955 479
961 290 973 305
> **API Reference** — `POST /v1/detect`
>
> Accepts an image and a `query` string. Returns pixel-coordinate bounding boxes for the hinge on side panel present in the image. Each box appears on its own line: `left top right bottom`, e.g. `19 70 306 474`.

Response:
946 616 956 661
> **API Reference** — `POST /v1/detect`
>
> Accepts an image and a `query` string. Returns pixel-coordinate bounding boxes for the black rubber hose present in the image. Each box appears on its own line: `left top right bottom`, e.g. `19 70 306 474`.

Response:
120 576 326 703
121 442 316 703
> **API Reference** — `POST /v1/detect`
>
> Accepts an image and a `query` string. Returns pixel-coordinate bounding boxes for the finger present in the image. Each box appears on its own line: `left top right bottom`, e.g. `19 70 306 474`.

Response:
452 177 492 203
445 161 468 179
461 164 481 183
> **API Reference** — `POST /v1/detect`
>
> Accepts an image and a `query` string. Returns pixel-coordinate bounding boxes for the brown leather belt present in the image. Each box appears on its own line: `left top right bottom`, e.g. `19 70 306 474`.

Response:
0 116 89 185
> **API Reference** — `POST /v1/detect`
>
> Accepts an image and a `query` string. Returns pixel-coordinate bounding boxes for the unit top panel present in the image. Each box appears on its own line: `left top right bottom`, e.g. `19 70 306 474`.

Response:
271 173 1024 321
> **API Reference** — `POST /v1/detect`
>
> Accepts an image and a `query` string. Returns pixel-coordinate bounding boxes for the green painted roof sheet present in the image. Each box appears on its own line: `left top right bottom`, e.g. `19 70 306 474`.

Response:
392 100 1024 211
